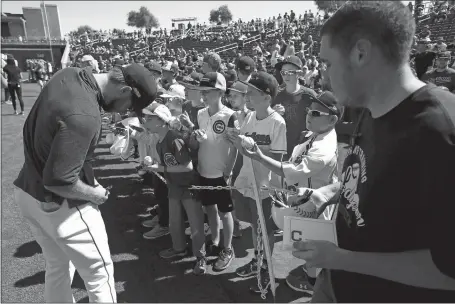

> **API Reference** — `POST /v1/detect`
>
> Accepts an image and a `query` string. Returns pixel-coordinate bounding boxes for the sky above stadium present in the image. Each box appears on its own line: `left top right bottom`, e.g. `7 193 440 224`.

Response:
3 1 413 35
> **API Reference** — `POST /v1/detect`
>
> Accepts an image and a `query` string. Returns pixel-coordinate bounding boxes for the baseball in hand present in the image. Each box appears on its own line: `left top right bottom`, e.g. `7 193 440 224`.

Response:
239 135 256 151
144 156 153 166
105 133 115 144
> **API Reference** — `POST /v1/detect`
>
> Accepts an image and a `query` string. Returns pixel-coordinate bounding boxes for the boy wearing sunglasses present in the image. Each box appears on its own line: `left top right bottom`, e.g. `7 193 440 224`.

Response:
272 55 319 158
239 91 341 294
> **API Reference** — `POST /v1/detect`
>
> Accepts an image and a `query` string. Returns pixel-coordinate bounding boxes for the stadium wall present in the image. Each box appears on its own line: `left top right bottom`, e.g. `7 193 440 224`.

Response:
1 43 66 70
22 7 46 39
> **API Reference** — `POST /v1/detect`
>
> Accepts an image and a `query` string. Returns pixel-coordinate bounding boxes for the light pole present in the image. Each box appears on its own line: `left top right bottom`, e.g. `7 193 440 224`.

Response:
41 1 55 66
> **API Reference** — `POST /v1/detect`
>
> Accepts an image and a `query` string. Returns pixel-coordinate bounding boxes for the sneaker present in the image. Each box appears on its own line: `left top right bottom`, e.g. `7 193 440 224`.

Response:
286 267 314 294
193 256 207 275
142 215 160 228
186 223 211 238
14 110 18 115
233 220 242 238
274 229 283 235
5 101 12 105
206 240 221 257
213 247 235 271
159 248 187 259
143 225 170 240
235 258 259 277
250 267 273 294
20 111 24 116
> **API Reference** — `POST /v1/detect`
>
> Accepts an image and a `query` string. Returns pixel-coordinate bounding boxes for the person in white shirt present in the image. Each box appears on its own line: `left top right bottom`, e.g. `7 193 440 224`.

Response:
191 72 238 271
227 72 287 293
240 90 342 295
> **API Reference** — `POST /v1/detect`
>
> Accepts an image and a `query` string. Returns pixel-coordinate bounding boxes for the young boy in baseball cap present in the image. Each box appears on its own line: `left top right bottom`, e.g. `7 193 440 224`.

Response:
226 72 287 292
141 102 207 275
190 72 239 271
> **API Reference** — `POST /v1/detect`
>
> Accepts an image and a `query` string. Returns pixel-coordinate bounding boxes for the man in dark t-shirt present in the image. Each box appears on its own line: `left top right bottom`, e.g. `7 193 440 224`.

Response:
13 64 157 303
3 57 25 114
422 51 455 93
291 2 455 303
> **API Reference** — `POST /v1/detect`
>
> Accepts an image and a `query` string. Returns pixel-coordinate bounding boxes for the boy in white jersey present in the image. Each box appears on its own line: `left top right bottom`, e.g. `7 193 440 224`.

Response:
226 81 253 238
192 72 238 271
226 72 287 292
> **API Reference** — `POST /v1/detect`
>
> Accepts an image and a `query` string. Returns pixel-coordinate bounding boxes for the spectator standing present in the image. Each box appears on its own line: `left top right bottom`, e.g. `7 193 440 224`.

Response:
272 56 318 157
294 2 455 302
422 51 455 93
3 56 25 115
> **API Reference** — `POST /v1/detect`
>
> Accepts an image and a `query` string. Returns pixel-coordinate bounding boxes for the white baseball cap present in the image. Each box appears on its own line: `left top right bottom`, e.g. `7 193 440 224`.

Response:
142 102 173 123
160 84 185 99
81 55 95 62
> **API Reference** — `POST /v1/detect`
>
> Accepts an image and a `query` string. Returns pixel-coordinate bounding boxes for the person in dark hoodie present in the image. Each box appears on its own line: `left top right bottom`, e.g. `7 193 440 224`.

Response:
3 56 25 115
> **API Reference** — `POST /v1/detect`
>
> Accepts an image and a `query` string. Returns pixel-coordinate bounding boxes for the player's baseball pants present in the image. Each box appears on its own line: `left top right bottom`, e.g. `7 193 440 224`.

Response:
14 188 117 303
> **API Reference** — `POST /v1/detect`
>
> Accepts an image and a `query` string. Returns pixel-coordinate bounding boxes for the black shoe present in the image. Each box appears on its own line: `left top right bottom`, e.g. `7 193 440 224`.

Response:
206 240 221 256
235 258 259 277
213 247 235 271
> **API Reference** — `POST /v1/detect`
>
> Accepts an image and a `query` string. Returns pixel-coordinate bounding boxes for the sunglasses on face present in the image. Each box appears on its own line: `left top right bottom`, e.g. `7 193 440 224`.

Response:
280 70 301 76
305 107 331 117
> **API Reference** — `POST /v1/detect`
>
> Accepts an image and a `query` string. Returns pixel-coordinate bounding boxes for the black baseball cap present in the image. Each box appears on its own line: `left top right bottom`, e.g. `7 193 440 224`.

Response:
179 71 204 89
243 71 279 98
237 56 256 73
311 91 342 118
113 58 125 66
196 72 226 92
120 63 158 113
275 55 303 70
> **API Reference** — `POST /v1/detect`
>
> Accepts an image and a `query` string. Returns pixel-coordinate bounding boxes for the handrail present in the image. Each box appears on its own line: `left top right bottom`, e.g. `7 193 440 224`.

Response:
244 34 261 44
130 46 149 55
215 44 238 54
212 42 238 53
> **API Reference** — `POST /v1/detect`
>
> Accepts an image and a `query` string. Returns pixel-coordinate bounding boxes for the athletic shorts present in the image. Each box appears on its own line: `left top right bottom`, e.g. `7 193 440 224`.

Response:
231 190 277 233
199 176 234 213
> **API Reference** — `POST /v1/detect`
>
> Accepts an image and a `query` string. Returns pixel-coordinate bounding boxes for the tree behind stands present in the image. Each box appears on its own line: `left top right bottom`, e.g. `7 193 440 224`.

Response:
127 6 160 31
209 5 233 25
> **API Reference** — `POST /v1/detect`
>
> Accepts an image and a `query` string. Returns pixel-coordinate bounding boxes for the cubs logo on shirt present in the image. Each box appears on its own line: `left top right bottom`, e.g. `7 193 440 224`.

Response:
213 120 226 134
164 153 179 167
197 107 239 178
